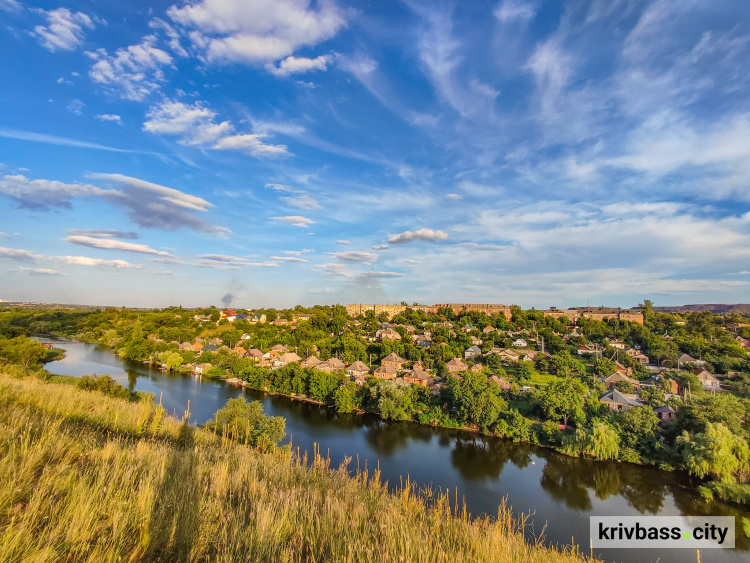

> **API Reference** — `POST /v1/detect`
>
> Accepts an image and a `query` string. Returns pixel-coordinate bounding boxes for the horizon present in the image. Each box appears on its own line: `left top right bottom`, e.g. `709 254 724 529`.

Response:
1 0 749 308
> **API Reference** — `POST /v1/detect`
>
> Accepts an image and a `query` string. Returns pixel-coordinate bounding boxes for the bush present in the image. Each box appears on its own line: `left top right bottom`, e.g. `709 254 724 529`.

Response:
75 374 133 401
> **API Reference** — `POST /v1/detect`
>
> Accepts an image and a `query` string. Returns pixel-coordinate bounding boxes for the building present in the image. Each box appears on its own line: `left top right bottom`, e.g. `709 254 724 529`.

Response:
373 366 399 380
300 355 322 368
599 389 644 411
346 361 370 378
376 328 402 341
653 405 675 422
432 303 512 320
403 369 433 386
464 345 482 359
543 307 581 321
694 368 720 392
275 352 301 367
345 304 407 319
249 313 267 324
381 353 407 371
603 372 639 391
446 357 469 373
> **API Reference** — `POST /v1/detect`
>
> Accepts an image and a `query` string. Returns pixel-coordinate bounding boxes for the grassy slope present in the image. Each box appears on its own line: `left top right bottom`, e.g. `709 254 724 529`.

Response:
0 372 593 563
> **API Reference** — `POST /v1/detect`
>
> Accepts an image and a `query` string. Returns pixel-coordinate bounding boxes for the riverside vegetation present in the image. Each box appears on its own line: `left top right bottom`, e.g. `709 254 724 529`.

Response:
0 366 594 562
2 302 750 505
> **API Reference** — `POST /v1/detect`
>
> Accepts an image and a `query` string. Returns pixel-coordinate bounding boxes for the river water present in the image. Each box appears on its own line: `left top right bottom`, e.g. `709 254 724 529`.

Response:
41 338 749 563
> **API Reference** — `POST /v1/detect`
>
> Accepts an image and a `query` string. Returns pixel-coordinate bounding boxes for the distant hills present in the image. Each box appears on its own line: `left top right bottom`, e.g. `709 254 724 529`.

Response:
653 304 750 314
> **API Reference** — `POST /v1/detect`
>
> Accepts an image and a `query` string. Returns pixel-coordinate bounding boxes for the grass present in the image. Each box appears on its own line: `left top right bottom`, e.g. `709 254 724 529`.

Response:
0 371 595 563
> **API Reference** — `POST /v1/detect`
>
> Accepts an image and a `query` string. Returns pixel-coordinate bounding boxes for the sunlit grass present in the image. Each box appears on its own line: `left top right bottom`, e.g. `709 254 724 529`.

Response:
0 372 594 562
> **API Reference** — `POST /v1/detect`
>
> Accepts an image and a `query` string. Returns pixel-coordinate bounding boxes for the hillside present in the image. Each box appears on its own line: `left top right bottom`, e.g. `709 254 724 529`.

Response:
0 372 591 563
653 304 750 314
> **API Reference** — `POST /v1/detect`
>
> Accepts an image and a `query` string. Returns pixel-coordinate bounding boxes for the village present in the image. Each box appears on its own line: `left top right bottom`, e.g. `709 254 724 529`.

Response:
168 303 744 425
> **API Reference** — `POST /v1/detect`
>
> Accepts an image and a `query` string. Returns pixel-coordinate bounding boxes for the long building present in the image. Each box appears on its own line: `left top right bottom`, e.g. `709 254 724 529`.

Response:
346 303 512 321
543 307 644 325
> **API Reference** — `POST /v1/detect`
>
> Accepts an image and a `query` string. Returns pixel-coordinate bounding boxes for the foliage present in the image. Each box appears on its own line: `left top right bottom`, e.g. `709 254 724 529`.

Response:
538 378 587 427
75 374 134 401
205 396 285 451
677 423 750 484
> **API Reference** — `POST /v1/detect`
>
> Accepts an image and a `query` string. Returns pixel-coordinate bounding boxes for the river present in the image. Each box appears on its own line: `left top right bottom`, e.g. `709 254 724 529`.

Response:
41 338 749 563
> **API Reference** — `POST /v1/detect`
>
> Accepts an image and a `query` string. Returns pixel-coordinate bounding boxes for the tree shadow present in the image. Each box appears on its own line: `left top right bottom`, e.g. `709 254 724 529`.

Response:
144 422 201 560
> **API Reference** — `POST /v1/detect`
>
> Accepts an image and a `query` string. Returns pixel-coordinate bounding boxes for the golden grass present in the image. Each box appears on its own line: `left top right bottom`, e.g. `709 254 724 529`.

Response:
0 372 594 562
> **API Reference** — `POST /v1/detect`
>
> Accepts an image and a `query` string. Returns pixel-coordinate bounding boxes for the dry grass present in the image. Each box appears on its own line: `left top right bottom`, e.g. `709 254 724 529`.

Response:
0 372 594 562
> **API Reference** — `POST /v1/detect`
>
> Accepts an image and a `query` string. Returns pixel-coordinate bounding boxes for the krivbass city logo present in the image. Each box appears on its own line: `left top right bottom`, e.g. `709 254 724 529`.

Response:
590 516 735 549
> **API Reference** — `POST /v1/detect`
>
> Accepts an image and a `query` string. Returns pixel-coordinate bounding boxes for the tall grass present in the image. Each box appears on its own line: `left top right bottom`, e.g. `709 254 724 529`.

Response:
0 373 594 562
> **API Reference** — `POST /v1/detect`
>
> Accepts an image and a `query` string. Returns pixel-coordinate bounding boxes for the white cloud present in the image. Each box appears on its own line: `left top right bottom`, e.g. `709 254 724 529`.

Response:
280 193 320 209
213 133 288 156
87 36 172 101
196 254 278 269
64 235 172 257
66 99 85 115
18 267 61 276
446 193 462 199
96 114 122 124
494 0 537 23
149 18 188 57
269 255 308 262
143 99 288 156
168 0 346 65
387 228 448 244
57 77 74 86
66 229 138 239
273 215 315 227
88 172 230 236
0 174 108 210
267 55 331 76
60 256 136 268
372 244 389 250
337 240 350 245
283 249 314 255
0 0 21 13
0 247 38 262
33 8 96 52
331 251 378 264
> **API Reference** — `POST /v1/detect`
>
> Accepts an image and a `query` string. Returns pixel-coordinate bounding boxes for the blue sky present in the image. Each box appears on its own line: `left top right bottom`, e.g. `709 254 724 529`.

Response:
1 0 749 309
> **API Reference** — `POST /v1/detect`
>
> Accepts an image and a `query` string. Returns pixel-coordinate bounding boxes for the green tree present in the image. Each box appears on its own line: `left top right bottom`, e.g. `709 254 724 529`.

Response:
333 383 359 413
206 396 285 451
594 357 617 377
678 422 750 484
538 378 587 427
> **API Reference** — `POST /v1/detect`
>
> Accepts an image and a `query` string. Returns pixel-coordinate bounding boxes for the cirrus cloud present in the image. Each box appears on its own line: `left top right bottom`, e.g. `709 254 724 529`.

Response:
273 215 316 227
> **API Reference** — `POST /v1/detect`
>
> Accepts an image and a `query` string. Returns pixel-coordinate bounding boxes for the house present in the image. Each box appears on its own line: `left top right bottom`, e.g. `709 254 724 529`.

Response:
464 345 482 359
736 336 749 349
178 341 193 351
208 337 223 346
483 326 496 334
240 333 252 341
220 309 237 321
693 368 720 392
498 349 522 364
489 375 511 391
276 352 302 366
446 357 469 373
235 313 248 321
346 361 370 378
190 342 204 352
607 339 627 349
512 338 528 348
381 353 407 371
653 405 676 422
599 389 644 411
249 313 267 324
469 363 483 373
300 355 322 368
271 344 289 353
201 344 218 352
194 363 212 375
230 346 246 355
376 328 402 341
245 348 263 359
603 372 639 391
273 318 290 326
373 366 398 380
614 361 633 376
414 335 432 348
293 314 314 322
412 361 425 371
325 357 346 370
403 369 433 386
469 335 482 346
677 353 703 366
577 344 598 355
626 348 650 364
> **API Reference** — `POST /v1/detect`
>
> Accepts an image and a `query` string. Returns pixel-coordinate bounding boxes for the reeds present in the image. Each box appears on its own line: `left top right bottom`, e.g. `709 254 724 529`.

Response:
0 373 594 562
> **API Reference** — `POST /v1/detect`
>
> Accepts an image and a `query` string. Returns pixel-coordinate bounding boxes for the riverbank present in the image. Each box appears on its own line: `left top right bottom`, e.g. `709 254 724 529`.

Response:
0 370 595 563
